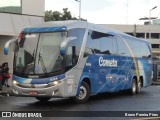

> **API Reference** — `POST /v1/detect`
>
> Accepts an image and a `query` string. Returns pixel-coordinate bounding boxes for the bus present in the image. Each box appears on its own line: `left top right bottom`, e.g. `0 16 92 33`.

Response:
4 20 153 103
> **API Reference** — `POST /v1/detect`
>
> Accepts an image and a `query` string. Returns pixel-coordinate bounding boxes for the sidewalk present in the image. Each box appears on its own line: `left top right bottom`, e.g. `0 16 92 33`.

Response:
0 86 13 96
0 78 13 96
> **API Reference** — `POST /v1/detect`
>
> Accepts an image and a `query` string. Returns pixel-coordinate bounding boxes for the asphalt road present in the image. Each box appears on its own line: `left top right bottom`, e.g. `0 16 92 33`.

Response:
1 85 160 120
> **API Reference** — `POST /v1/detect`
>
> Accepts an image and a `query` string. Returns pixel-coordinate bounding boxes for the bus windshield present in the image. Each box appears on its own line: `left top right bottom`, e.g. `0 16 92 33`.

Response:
14 32 67 77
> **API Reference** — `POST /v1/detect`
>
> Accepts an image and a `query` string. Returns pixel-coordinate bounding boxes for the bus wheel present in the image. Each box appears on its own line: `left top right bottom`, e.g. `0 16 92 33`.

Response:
136 80 141 94
35 97 51 102
130 79 136 95
72 81 90 103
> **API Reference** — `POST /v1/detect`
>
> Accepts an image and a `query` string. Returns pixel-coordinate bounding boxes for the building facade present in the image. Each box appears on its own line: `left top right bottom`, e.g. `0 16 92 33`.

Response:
0 0 45 73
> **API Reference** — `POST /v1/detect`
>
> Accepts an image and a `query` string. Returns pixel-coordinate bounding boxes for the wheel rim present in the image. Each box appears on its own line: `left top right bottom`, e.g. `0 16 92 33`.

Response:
77 85 87 100
132 81 136 93
137 81 141 92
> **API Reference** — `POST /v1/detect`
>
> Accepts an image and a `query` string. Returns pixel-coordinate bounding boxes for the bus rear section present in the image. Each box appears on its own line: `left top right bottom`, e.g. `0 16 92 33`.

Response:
80 30 152 98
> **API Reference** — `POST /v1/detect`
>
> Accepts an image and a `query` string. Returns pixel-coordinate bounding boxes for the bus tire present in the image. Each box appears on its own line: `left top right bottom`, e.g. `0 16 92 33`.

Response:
35 97 51 102
130 79 137 95
72 81 90 103
136 80 141 94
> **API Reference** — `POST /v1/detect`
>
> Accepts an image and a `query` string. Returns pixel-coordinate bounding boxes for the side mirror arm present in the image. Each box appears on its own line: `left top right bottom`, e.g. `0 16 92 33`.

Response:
4 39 17 55
60 37 77 56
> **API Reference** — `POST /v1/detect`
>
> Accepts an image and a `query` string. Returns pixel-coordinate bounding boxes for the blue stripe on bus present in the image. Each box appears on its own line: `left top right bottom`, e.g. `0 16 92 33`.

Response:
13 74 65 84
22 26 67 33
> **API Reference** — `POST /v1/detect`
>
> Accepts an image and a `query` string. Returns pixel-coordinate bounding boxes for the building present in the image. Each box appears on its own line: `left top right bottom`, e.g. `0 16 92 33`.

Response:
0 0 45 73
102 24 160 80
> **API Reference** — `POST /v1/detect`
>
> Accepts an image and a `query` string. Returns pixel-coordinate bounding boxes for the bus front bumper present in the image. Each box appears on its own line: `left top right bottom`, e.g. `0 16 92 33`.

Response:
12 80 66 97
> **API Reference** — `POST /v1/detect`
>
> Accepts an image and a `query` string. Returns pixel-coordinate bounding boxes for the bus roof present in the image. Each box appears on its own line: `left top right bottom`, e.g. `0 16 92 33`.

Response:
22 20 150 43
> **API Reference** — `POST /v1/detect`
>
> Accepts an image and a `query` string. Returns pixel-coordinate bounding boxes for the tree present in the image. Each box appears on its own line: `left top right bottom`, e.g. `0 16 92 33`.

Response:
44 8 78 22
44 10 61 21
61 8 72 20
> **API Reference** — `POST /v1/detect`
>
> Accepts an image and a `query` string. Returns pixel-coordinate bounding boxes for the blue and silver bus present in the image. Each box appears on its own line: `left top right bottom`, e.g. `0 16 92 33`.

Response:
4 21 152 103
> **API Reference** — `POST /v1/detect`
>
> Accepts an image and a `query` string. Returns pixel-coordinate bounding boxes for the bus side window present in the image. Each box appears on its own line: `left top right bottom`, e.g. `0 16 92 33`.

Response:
116 37 132 57
66 46 73 66
84 31 119 57
84 47 94 57
100 37 112 55
65 46 77 71
84 31 100 57
116 38 125 56
141 43 151 58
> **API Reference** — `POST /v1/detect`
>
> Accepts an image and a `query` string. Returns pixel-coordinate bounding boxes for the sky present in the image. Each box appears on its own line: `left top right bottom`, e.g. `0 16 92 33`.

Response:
45 0 160 25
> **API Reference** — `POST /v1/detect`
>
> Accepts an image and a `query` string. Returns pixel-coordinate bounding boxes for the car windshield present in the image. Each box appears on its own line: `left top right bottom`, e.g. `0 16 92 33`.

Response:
13 32 67 77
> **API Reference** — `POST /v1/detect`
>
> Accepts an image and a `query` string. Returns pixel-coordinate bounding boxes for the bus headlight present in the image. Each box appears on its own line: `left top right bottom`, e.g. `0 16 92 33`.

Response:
48 80 62 87
13 80 19 85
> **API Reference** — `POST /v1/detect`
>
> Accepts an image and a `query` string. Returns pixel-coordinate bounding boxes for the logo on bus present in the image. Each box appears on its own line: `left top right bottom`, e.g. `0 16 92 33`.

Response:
99 57 118 67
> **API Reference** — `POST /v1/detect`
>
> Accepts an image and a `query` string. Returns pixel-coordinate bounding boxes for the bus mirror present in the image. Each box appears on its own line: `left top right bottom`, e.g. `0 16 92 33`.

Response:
60 37 77 56
4 39 17 55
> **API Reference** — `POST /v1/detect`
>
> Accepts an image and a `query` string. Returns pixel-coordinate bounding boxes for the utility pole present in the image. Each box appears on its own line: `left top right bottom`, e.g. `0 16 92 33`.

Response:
149 6 157 39
75 0 81 20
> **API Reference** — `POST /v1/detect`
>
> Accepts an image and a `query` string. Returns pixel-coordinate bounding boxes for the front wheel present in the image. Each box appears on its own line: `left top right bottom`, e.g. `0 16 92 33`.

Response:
35 97 51 102
72 81 90 103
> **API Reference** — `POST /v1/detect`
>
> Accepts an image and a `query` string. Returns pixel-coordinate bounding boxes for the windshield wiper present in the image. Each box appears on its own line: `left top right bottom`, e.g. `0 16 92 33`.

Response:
38 49 47 73
21 49 36 74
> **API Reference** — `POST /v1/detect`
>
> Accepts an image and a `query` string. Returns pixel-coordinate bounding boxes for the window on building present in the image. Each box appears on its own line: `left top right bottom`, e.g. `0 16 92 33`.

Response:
151 33 160 39
0 0 22 14
152 44 160 48
136 33 145 38
146 33 157 39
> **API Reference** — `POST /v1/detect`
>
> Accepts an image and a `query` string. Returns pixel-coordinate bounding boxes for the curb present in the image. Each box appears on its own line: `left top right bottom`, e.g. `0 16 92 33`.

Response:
0 89 13 96
151 82 160 85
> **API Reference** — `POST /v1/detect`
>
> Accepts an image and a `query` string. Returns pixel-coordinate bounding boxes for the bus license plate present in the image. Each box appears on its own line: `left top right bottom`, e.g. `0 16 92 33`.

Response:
29 91 38 95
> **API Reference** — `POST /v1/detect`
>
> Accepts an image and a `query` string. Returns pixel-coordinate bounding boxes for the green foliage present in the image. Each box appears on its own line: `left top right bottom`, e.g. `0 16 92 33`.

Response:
44 8 78 22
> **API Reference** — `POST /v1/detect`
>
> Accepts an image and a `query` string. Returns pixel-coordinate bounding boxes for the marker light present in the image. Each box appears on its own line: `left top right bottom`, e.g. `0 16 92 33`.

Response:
13 80 19 85
48 80 62 87
18 34 23 42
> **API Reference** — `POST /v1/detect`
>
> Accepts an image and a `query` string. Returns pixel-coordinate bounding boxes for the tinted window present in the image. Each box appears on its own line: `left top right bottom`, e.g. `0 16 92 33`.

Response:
141 43 151 58
84 30 118 57
116 36 131 57
101 36 118 55
68 28 85 58
123 36 151 58
66 28 85 68
85 31 101 56
101 37 112 54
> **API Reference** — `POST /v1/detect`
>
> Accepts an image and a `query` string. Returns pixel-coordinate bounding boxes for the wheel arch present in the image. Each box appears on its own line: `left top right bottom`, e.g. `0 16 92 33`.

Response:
139 76 144 87
76 76 91 96
132 75 143 85
133 75 138 83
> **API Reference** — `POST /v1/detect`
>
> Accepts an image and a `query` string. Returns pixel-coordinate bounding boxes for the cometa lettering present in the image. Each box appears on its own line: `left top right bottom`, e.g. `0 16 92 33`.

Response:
99 57 117 67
